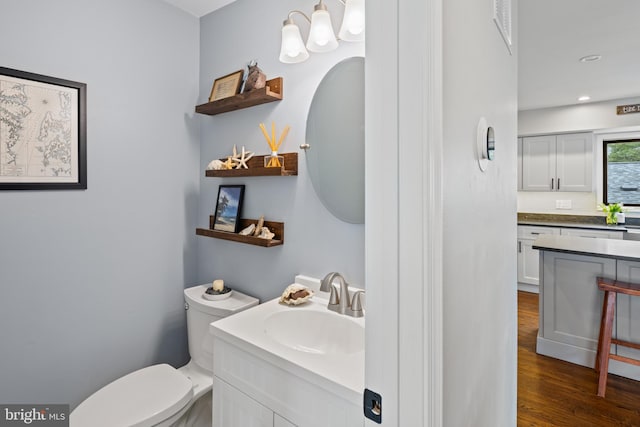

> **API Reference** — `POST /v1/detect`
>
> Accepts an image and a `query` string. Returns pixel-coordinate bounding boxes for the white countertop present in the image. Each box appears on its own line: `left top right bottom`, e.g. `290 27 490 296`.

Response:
533 234 640 261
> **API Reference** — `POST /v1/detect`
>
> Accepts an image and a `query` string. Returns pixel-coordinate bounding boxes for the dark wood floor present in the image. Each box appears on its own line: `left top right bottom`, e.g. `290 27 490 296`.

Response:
518 291 640 426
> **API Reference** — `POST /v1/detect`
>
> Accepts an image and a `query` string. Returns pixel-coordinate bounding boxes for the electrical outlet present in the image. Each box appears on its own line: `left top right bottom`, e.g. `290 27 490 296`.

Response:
555 200 572 209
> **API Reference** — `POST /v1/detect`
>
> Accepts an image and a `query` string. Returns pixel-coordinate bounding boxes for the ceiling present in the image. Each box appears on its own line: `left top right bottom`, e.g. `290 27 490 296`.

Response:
519 0 640 111
162 0 234 17
163 0 640 111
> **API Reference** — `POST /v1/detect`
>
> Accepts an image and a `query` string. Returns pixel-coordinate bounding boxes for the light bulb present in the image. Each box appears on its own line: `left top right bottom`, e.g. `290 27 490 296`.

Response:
338 0 365 42
346 11 364 35
279 22 309 63
307 6 338 53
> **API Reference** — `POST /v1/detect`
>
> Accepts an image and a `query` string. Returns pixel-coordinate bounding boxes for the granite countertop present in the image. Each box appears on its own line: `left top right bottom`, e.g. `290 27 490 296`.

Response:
518 212 638 232
518 220 628 232
532 234 640 262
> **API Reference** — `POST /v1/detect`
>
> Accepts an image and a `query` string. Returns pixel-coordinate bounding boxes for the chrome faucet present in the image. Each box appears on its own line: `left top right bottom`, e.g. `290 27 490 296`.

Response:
320 272 365 317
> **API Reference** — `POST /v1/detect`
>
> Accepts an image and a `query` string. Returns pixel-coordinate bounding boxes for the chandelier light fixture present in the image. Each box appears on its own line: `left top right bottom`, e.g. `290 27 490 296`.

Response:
279 0 365 64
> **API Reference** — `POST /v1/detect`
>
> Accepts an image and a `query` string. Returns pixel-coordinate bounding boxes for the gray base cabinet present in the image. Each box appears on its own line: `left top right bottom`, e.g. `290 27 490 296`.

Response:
537 252 640 381
517 225 622 294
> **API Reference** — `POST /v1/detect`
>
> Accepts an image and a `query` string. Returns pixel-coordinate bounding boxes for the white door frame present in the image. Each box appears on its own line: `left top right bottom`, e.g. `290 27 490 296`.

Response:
365 0 443 425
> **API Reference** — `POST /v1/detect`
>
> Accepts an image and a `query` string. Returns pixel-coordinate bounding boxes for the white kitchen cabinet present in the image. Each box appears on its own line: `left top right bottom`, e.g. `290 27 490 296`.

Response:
517 225 561 293
520 132 593 192
520 135 556 191
560 227 624 240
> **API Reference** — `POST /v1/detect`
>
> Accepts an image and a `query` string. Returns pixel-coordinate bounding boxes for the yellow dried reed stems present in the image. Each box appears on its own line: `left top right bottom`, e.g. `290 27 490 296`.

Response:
259 122 290 168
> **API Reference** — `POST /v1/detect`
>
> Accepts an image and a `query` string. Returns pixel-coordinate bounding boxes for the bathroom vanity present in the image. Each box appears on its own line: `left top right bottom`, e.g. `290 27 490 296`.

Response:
209 278 364 427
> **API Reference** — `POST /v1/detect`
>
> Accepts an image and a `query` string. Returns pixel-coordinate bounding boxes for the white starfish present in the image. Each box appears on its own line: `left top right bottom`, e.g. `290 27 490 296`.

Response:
234 146 255 169
231 144 240 161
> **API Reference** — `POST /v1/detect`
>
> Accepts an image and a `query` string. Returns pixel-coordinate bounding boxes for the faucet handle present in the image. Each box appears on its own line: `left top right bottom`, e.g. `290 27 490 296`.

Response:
328 284 340 305
349 290 365 318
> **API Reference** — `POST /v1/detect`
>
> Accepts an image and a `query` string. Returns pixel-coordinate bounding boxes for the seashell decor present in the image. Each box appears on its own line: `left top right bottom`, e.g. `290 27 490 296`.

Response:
239 223 256 236
279 284 314 305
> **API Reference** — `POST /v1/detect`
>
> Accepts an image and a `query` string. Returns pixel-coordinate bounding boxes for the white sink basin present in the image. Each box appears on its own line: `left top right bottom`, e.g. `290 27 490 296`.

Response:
209 283 365 403
264 309 364 355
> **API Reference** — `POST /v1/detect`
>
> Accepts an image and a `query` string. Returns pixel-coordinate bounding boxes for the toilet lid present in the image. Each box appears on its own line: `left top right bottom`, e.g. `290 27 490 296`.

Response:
71 364 193 427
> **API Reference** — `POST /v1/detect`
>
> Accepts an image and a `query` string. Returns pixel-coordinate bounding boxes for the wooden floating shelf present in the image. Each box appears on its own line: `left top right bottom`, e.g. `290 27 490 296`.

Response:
195 77 283 116
196 218 284 247
206 153 297 177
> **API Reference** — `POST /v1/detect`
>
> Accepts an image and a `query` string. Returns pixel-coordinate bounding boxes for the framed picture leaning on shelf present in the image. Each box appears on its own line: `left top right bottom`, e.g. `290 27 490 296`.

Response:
213 185 245 232
209 70 244 102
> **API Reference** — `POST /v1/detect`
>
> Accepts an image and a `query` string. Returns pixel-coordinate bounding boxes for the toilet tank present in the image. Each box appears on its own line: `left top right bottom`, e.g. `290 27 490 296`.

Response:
183 285 259 373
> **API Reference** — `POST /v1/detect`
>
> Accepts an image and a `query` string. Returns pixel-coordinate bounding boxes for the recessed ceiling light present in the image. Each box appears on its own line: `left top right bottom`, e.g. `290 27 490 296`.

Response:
579 54 602 63
578 95 591 102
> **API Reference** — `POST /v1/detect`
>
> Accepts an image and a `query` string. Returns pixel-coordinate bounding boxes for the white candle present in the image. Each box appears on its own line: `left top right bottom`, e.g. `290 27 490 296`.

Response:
212 279 224 292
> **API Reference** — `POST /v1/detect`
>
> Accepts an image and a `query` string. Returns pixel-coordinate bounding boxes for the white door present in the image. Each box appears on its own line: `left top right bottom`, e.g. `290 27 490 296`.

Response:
521 135 556 191
366 0 443 425
555 133 593 192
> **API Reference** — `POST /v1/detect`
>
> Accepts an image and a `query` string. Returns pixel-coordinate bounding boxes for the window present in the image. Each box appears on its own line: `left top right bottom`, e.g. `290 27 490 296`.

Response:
603 139 640 206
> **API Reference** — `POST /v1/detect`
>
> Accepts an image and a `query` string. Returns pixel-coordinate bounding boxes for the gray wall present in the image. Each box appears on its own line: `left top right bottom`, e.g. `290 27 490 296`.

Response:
443 0 518 424
196 0 365 301
0 0 200 409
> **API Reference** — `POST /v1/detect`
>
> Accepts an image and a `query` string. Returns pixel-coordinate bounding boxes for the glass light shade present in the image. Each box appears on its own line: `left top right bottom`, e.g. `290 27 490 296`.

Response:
306 9 338 52
279 23 309 63
338 0 365 42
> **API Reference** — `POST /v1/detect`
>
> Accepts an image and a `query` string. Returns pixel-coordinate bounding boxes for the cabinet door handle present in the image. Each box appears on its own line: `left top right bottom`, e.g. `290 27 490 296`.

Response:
558 178 560 190
551 178 555 190
518 241 522 253
531 232 540 235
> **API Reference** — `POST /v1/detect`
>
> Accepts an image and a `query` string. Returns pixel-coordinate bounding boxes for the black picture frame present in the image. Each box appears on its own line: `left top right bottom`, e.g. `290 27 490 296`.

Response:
213 185 245 232
0 67 87 190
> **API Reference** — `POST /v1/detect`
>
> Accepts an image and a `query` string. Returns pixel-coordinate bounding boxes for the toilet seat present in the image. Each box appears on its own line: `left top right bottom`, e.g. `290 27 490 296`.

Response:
71 364 193 427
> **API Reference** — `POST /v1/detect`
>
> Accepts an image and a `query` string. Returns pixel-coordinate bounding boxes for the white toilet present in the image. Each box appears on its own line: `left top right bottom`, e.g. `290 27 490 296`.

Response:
70 284 258 427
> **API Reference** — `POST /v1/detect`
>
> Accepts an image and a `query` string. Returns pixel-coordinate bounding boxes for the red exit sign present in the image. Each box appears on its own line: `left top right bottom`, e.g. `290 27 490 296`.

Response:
617 104 640 115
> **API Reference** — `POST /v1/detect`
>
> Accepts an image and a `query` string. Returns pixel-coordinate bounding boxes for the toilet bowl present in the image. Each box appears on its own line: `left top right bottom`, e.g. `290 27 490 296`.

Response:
70 285 258 427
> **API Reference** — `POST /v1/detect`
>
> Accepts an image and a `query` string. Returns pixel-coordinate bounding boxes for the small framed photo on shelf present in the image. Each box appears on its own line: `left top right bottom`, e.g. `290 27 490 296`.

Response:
213 185 245 232
209 70 244 102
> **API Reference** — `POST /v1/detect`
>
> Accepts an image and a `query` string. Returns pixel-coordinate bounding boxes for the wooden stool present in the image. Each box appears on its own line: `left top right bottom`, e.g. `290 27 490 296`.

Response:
595 277 640 397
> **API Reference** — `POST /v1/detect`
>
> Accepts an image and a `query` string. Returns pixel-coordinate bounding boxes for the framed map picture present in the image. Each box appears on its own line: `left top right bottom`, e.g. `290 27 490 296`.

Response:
0 67 87 190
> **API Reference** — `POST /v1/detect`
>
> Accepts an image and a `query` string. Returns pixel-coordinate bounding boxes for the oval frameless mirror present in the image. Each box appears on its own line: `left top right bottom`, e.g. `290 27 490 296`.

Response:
305 57 365 224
